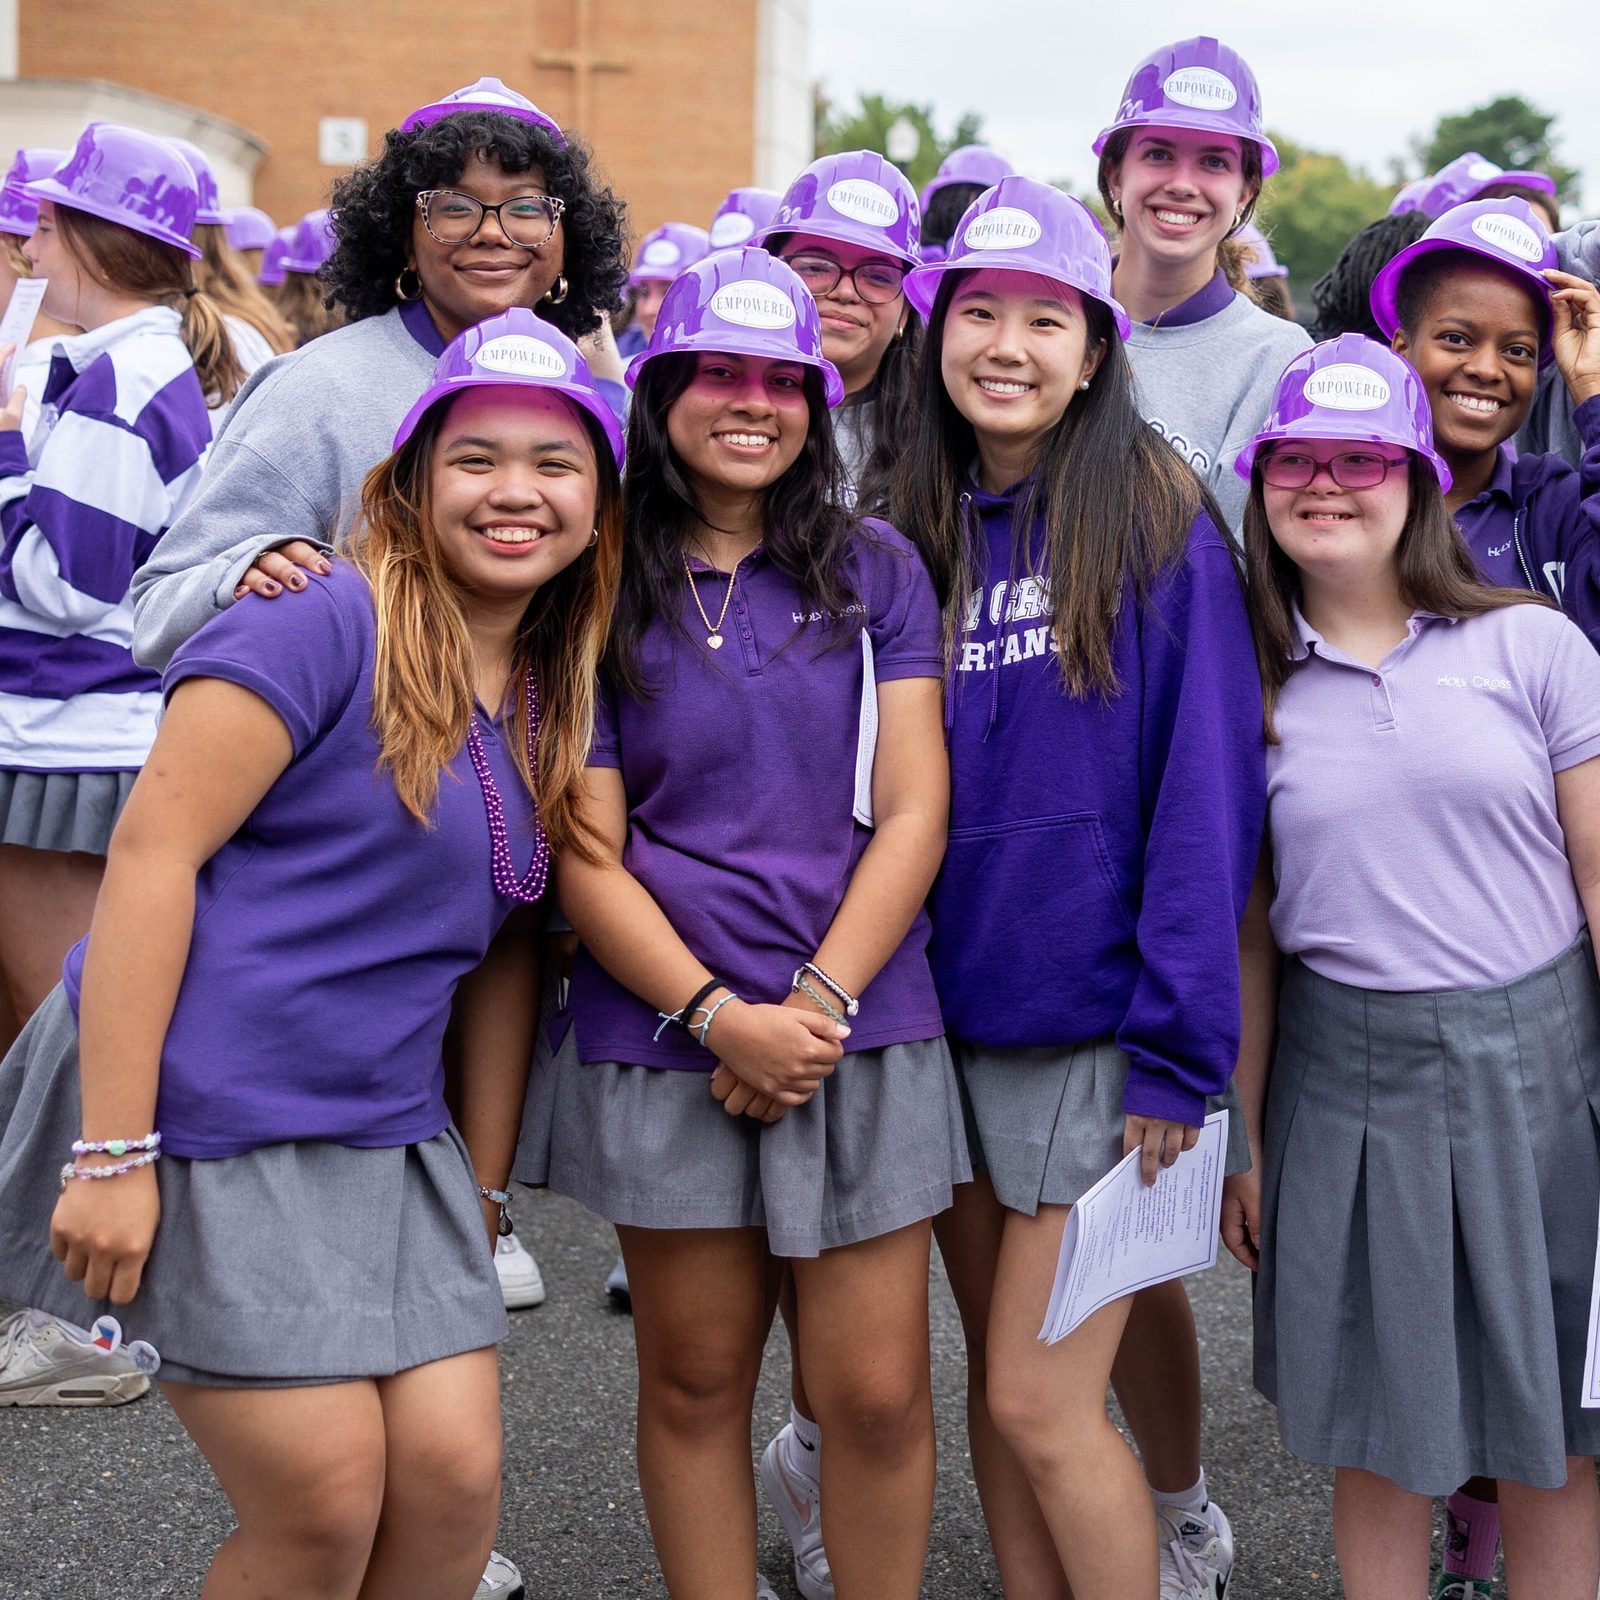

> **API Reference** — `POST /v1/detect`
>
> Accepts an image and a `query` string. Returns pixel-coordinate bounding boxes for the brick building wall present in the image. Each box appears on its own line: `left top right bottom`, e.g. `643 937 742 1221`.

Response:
19 0 765 243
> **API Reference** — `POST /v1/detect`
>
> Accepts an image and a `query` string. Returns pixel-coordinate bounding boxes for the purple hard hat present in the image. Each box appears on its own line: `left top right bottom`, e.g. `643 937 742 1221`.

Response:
1389 177 1432 218
400 77 565 146
920 145 1011 211
226 204 277 252
1234 334 1451 489
280 209 337 275
1093 36 1279 177
24 122 200 258
0 147 66 238
165 137 229 226
1370 197 1557 366
630 222 711 285
258 225 295 286
903 175 1131 339
625 246 845 407
393 306 623 463
1419 153 1557 219
708 187 781 249
754 151 920 268
1237 221 1287 280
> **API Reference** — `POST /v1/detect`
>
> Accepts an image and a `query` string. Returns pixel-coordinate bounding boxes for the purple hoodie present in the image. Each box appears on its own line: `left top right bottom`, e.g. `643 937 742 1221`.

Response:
1457 395 1600 646
928 480 1266 1125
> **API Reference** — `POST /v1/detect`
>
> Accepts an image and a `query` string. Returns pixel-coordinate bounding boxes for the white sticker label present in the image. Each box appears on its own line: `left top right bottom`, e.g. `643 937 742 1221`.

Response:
709 280 797 330
1303 364 1392 411
963 207 1043 251
709 212 757 247
1162 67 1238 110
641 239 681 266
826 178 900 228
474 335 568 377
1467 159 1502 181
1470 211 1544 261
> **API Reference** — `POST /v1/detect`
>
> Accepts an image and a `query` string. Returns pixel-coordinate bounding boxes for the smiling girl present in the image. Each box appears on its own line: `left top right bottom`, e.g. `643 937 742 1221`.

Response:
520 247 963 1600
1230 334 1600 1600
0 310 622 1599
894 176 1264 1600
1367 198 1600 648
1096 36 1311 536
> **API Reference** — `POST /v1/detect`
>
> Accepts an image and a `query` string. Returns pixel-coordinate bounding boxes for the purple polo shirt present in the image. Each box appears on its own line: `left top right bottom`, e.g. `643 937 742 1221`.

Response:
568 521 946 1068
62 562 542 1157
1267 600 1600 990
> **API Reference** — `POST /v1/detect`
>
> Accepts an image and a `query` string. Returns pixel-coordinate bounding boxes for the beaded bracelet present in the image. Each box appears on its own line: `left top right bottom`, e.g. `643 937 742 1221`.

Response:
58 1148 161 1189
800 962 858 1017
477 1185 515 1237
792 972 847 1026
71 1133 161 1158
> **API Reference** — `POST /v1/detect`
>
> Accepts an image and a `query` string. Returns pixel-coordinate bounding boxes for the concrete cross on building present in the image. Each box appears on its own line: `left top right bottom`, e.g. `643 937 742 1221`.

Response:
536 0 631 135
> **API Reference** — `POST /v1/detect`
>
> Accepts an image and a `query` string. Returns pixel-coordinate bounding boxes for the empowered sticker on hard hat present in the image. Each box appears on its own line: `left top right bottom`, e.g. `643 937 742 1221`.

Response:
1471 213 1546 262
1162 67 1238 110
826 179 900 227
709 281 797 330
710 214 756 247
475 335 569 376
964 208 1044 251
1304 366 1392 411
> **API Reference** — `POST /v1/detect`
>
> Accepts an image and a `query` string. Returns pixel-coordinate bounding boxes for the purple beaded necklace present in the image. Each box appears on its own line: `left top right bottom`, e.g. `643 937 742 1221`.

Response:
465 672 551 903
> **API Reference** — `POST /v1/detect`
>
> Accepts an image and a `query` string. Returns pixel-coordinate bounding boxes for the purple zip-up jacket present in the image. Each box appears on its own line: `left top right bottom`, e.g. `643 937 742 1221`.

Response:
928 479 1266 1125
1457 395 1600 647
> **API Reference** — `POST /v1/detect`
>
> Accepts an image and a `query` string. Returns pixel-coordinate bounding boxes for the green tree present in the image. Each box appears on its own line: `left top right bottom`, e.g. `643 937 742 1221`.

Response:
813 89 984 192
1255 133 1392 290
1420 96 1578 201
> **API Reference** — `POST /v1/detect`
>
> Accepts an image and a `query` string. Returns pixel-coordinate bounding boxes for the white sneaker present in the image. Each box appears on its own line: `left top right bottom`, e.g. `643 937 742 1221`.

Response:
756 1576 779 1600
474 1549 525 1598
759 1425 833 1600
494 1232 546 1310
1156 1498 1235 1600
605 1255 631 1308
0 1308 150 1406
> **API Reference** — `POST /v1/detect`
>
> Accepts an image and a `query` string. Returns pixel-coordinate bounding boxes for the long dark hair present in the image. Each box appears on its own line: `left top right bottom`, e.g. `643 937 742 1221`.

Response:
610 352 860 697
890 275 1214 696
1243 454 1550 741
324 111 628 339
850 314 923 516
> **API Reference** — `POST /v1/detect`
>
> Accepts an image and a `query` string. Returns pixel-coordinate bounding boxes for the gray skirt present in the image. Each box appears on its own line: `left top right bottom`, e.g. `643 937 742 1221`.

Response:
1254 934 1600 1493
953 1034 1250 1216
515 1029 971 1258
0 987 507 1386
0 768 138 856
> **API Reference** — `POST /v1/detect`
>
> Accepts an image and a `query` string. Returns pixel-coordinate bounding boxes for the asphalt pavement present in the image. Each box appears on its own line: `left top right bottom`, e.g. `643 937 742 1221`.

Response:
2 1187 1364 1597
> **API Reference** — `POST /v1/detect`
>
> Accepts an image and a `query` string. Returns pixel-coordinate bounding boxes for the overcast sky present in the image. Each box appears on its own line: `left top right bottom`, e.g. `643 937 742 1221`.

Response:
809 0 1598 213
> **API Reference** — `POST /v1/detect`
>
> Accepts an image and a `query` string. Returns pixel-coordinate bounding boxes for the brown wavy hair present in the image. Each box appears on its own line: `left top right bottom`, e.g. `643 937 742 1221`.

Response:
1242 453 1550 742
347 394 621 862
273 268 345 347
192 222 295 356
1097 128 1264 291
53 207 244 404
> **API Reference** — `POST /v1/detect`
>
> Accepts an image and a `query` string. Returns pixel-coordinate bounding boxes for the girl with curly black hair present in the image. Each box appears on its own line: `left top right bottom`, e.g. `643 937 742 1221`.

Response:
131 75 628 671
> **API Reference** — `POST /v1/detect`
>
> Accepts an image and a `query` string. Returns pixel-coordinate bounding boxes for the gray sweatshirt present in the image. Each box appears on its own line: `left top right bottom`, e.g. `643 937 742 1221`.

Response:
1124 291 1312 537
131 308 436 669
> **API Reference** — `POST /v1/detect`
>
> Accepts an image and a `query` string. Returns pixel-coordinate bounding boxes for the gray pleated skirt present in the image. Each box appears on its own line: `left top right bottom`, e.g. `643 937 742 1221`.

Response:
1254 934 1600 1493
515 1030 971 1258
953 1034 1250 1216
0 987 507 1387
0 768 138 856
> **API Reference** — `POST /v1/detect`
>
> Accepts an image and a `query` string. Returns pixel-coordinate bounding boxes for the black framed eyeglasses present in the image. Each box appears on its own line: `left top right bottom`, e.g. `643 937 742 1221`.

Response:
1260 448 1410 491
780 251 907 305
416 189 565 249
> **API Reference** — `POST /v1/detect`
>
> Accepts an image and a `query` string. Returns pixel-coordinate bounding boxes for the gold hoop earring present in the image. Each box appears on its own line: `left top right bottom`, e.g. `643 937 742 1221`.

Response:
394 267 422 302
542 274 569 307
587 528 599 547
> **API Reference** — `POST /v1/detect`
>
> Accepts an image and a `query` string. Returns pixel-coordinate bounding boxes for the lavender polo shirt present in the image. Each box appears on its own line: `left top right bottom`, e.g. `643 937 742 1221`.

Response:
568 521 947 1068
62 562 542 1158
1268 601 1600 991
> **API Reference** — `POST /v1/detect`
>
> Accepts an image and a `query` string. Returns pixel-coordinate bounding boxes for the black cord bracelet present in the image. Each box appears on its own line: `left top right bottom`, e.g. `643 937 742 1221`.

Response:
680 978 724 1028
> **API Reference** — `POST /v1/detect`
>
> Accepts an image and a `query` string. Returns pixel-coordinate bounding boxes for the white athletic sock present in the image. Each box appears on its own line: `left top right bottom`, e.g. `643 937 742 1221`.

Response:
787 1404 821 1480
1153 1470 1208 1516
